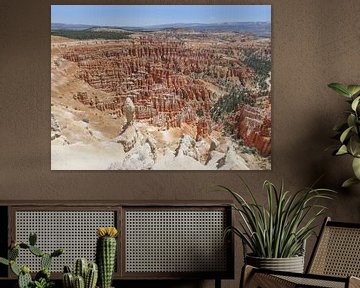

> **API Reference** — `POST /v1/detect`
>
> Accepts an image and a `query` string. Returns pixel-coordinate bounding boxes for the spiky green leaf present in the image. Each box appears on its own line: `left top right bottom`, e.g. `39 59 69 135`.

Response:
340 126 353 143
348 135 360 156
0 257 9 266
351 96 360 111
347 114 356 128
223 178 335 258
342 177 360 188
352 157 360 179
336 144 348 155
328 83 351 97
347 85 360 97
333 122 348 132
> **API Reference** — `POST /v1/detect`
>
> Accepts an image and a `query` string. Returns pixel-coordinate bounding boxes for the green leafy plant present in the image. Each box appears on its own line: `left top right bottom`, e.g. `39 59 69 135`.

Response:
0 232 63 288
328 83 360 187
222 179 334 258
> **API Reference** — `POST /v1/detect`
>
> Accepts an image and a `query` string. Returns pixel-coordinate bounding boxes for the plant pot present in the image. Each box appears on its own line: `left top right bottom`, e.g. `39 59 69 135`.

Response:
245 254 304 273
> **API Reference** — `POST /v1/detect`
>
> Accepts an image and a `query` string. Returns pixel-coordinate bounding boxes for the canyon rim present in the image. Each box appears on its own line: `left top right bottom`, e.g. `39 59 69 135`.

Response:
51 5 271 170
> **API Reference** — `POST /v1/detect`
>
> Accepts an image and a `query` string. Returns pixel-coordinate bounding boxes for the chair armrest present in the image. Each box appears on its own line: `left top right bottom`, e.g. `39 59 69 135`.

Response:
240 265 296 288
240 265 348 288
349 276 360 288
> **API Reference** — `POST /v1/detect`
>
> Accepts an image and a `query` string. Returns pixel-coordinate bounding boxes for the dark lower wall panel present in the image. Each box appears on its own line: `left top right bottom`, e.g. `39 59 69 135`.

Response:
0 206 8 278
1 0 360 287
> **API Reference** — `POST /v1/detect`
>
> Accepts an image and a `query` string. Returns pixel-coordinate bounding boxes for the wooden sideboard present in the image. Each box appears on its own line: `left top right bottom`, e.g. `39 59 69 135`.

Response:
0 201 234 288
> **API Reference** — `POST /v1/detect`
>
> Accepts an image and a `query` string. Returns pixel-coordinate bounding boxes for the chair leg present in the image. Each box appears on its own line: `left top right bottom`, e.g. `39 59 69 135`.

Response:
215 278 221 288
240 265 255 288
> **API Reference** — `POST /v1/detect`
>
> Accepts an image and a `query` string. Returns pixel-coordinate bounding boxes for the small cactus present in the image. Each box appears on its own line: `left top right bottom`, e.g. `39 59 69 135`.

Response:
63 259 98 288
96 227 118 288
74 258 88 279
29 232 37 246
18 269 32 288
29 246 44 257
0 232 64 288
85 263 98 288
9 246 19 260
19 243 29 249
74 275 85 288
10 260 20 276
64 265 72 273
51 248 64 257
63 272 74 288
41 253 52 270
62 265 74 288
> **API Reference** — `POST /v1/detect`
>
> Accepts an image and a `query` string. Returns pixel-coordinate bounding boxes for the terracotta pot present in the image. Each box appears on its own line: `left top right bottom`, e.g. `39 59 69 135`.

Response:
245 254 305 273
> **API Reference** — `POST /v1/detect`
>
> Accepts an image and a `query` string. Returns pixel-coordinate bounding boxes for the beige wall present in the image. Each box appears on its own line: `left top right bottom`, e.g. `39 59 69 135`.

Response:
1 0 360 287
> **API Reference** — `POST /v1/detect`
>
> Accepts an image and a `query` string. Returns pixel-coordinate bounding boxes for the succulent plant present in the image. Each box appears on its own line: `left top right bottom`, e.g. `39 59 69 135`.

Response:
62 259 98 288
96 227 118 288
32 278 54 288
0 232 64 288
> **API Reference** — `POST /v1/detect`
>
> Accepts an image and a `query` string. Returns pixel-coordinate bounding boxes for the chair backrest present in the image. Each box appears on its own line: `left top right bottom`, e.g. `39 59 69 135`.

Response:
307 217 360 277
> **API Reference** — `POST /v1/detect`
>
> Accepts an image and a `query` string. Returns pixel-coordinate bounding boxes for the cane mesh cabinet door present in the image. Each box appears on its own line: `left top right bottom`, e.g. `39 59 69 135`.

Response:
12 207 117 275
122 206 233 279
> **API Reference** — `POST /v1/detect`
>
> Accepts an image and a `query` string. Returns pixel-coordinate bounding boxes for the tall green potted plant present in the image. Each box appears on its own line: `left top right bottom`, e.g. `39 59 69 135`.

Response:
328 83 360 187
222 179 334 273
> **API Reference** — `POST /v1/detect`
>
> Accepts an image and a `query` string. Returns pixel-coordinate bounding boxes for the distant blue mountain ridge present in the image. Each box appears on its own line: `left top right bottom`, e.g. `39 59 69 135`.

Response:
51 21 271 37
51 23 95 30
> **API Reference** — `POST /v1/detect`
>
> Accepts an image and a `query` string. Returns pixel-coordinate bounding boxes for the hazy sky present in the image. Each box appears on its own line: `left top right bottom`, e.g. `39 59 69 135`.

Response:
51 5 271 27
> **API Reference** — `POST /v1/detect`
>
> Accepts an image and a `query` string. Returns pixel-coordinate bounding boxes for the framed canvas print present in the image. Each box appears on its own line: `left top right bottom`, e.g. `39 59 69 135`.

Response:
51 5 271 170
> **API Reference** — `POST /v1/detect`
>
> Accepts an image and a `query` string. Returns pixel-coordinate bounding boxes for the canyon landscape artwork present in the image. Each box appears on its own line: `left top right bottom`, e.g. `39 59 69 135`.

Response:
51 5 271 170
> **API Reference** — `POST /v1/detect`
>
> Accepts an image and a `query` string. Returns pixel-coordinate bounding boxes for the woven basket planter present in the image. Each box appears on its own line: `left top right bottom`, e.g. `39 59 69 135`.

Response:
245 254 305 273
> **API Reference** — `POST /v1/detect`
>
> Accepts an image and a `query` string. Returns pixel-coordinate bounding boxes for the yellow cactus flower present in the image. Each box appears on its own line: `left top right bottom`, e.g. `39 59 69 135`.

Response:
107 227 118 237
97 227 118 237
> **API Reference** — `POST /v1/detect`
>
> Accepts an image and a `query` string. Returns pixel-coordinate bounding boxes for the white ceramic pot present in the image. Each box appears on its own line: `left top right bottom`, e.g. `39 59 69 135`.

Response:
245 254 305 273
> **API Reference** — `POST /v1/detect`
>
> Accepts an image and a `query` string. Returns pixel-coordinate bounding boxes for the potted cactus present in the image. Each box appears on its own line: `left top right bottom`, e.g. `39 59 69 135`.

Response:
62 258 98 288
0 232 64 288
96 227 118 288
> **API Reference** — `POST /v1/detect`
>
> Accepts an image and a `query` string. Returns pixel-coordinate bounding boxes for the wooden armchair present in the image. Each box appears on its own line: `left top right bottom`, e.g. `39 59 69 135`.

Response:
241 217 360 288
